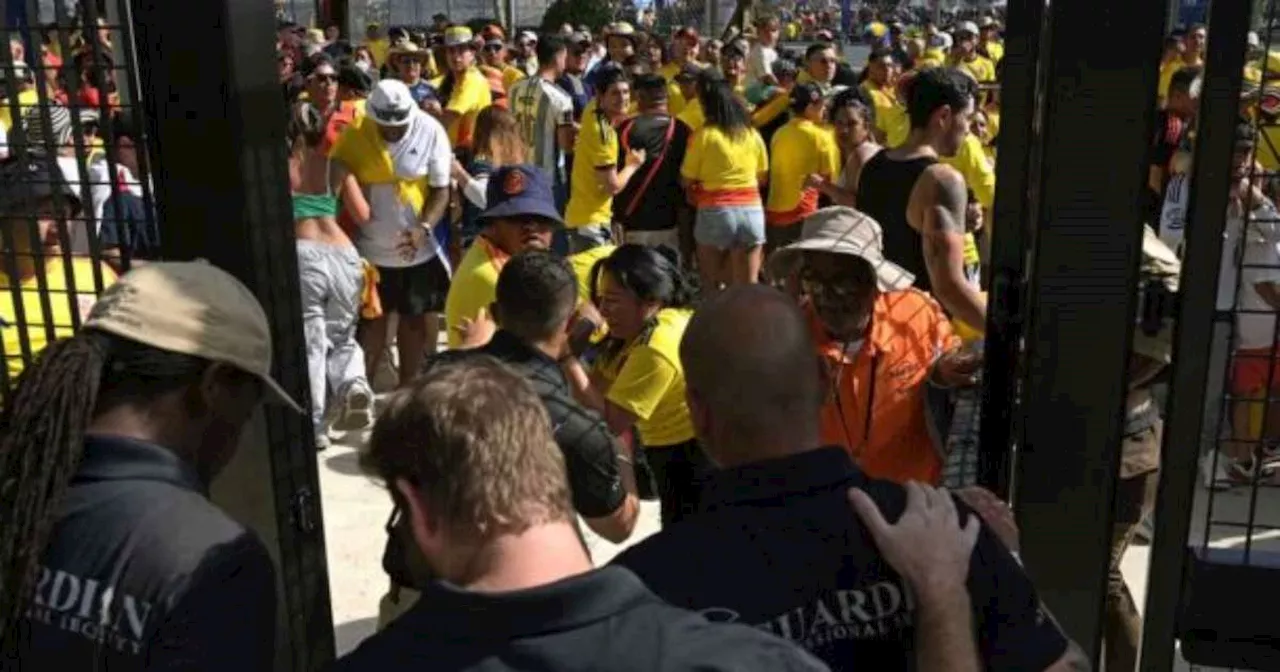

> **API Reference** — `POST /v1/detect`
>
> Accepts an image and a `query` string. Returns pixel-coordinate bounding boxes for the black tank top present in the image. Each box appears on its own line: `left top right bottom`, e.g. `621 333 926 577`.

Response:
856 151 937 292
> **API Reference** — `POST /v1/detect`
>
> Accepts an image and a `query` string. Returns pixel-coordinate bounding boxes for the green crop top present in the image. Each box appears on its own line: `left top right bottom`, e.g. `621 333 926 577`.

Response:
291 159 339 219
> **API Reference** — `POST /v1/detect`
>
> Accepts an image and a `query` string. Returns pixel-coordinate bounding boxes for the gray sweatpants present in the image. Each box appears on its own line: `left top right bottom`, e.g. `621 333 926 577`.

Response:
298 240 370 433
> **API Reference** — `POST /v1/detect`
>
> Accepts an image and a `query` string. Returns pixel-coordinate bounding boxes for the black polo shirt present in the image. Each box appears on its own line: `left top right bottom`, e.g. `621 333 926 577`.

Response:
612 447 1069 672
429 330 625 518
19 434 277 671
331 565 831 671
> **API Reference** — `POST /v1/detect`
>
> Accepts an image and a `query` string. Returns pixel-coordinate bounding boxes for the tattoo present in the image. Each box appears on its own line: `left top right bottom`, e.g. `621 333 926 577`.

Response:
931 169 969 236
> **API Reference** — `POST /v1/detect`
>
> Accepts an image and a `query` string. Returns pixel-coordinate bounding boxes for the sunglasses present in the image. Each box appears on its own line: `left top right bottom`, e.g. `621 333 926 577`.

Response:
373 105 411 123
483 44 503 52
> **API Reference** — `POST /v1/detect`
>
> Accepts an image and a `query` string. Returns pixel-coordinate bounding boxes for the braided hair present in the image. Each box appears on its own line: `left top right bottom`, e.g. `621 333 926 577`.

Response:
0 330 212 659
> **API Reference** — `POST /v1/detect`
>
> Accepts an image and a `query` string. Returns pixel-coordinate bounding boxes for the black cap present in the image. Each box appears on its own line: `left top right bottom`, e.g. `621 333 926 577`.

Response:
789 82 824 108
673 62 703 82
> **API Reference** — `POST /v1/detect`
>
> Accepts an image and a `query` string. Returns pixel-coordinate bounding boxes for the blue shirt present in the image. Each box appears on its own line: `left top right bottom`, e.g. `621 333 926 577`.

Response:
613 447 1070 672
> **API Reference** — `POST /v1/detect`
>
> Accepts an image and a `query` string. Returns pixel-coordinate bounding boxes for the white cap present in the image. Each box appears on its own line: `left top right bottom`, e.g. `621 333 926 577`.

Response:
768 206 914 292
367 79 416 127
955 21 980 37
84 261 304 413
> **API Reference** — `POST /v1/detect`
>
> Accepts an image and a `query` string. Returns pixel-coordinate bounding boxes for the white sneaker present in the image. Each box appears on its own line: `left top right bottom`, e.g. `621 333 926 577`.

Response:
333 386 375 431
315 433 331 452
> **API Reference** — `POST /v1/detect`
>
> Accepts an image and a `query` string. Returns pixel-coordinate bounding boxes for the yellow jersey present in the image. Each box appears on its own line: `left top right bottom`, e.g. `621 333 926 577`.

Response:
443 237 507 349
432 68 492 148
863 82 910 148
601 307 695 447
942 133 996 210
953 54 996 83
681 125 768 208
676 97 705 134
565 109 620 228
1 257 117 383
766 118 841 223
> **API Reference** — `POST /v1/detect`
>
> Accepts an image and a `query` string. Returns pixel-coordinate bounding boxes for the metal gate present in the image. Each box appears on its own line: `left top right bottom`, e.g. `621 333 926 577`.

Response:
1 0 334 669
981 0 1280 668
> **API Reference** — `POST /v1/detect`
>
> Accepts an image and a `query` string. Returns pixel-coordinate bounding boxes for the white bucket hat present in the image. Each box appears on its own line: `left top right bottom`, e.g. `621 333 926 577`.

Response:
768 206 915 292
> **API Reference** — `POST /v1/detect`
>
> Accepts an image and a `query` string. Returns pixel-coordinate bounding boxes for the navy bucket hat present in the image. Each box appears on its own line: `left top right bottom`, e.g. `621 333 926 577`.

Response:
479 165 564 226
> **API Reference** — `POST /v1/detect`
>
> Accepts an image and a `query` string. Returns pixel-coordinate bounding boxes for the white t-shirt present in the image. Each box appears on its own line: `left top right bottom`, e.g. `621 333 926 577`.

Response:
509 75 573 181
358 110 453 269
747 43 778 87
0 123 8 160
1222 210 1280 350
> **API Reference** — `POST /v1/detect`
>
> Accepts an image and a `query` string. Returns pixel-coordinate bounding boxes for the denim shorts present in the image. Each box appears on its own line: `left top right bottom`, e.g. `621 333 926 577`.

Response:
694 205 766 250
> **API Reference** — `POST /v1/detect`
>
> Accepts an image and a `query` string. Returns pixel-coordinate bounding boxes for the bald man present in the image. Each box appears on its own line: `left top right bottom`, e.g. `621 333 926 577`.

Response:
612 285 1088 672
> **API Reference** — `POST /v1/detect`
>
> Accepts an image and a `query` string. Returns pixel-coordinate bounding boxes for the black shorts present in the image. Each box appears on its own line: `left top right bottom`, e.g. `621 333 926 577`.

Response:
375 257 450 316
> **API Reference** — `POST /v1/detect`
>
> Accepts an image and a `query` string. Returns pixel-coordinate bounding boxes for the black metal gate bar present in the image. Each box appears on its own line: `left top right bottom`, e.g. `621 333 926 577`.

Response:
1011 0 1169 660
976 0 1048 500
1139 0 1252 667
129 0 334 668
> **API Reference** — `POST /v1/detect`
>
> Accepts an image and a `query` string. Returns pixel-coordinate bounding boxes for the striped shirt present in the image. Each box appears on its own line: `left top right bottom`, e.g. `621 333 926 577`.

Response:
509 75 574 181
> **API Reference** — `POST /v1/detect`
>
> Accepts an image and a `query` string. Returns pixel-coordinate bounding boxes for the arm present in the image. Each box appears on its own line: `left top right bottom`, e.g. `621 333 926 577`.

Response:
560 355 643 436
920 168 986 332
595 148 646 196
332 162 371 226
563 406 641 543
146 533 277 671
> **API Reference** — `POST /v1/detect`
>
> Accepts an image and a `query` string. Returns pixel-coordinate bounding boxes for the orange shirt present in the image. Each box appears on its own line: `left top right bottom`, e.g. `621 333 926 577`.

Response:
813 289 960 485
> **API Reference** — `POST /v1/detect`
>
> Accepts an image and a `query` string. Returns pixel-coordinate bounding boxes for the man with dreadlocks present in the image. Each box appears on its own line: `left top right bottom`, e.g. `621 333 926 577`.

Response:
0 226 302 668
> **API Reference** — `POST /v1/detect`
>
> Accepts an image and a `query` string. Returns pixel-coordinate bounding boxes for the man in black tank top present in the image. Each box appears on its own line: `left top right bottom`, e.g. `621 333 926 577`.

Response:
854 67 987 334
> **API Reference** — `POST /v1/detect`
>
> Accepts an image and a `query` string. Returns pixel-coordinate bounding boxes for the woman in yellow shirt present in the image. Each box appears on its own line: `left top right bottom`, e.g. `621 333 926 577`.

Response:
563 244 703 527
680 72 769 292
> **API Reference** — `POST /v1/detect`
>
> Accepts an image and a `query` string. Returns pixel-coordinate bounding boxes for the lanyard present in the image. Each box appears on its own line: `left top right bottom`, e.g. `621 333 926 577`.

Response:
832 351 880 459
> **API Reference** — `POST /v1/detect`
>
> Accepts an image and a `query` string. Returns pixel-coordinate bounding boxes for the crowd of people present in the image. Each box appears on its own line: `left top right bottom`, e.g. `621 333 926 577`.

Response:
0 4 1272 671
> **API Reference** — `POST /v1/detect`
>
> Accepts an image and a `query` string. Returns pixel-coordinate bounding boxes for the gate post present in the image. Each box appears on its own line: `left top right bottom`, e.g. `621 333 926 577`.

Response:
1009 0 1168 660
130 0 336 668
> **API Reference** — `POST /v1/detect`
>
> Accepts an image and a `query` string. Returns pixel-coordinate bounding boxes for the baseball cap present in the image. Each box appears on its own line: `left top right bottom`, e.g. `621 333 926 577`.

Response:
367 79 416 127
83 261 304 413
955 21 980 37
673 61 703 82
444 25 475 48
570 31 592 45
768 206 914 291
480 165 564 226
790 81 825 109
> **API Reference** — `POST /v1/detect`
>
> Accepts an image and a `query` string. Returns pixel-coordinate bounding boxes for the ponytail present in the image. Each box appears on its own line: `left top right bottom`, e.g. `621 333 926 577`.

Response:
289 102 327 149
0 333 106 654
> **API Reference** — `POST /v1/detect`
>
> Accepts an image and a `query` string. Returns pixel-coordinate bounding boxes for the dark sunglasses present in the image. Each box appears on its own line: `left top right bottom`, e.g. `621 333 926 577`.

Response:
373 105 411 123
483 44 503 52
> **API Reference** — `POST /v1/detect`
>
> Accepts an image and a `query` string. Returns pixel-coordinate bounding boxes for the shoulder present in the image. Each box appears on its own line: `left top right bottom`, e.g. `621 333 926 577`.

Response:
921 162 966 204
882 287 949 321
69 257 117 288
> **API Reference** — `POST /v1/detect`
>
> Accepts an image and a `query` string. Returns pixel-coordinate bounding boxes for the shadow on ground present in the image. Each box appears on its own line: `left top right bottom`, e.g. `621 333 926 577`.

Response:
324 449 371 477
